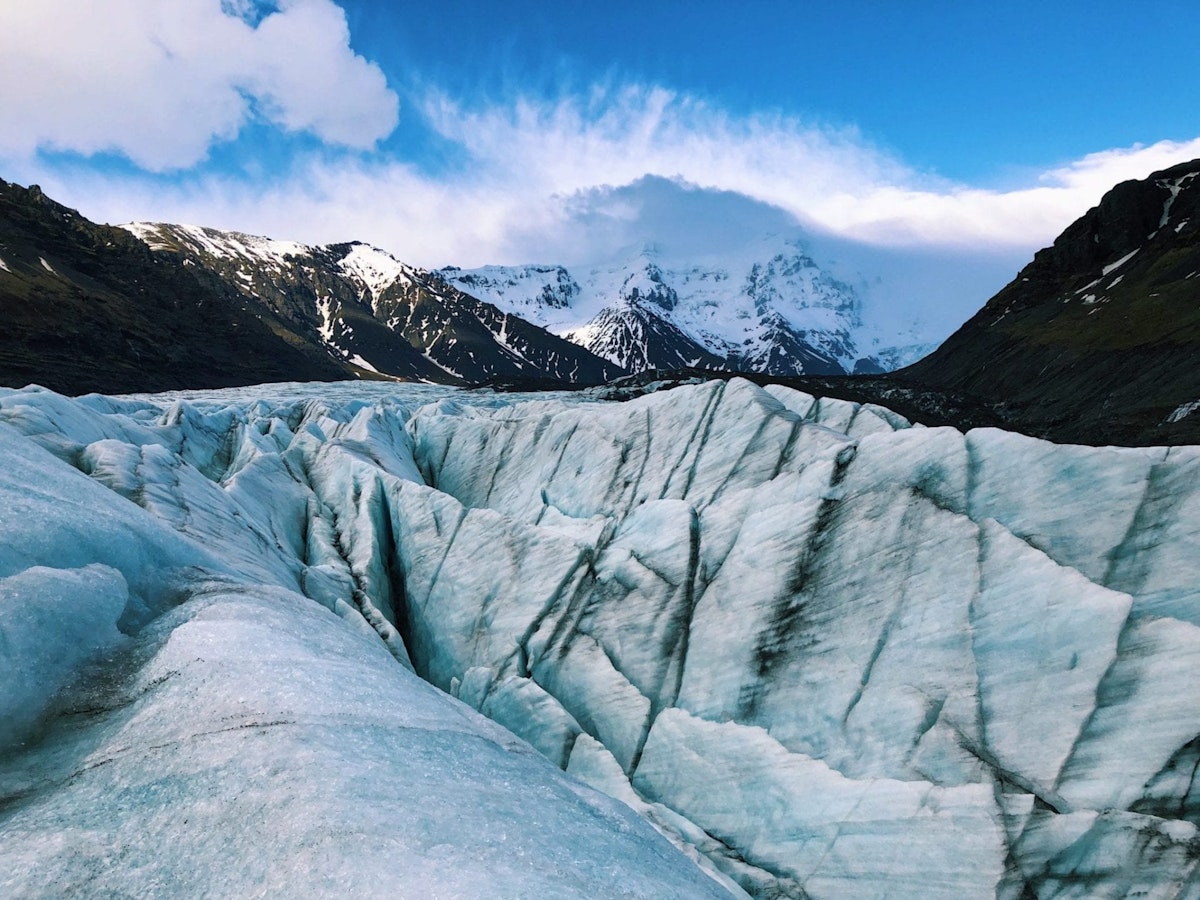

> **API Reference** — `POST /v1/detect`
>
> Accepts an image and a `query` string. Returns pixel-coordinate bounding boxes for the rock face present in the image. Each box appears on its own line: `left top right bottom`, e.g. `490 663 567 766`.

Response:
442 239 926 377
2 378 1199 897
127 224 623 386
0 179 350 395
902 158 1200 445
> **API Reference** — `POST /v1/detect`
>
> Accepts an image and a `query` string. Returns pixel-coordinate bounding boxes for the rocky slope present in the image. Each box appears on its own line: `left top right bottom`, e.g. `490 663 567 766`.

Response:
0 179 350 395
127 224 623 386
900 158 1200 445
442 238 928 377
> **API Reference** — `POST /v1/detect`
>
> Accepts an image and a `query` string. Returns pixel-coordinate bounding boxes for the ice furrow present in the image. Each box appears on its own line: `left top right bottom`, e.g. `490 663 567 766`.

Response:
659 504 703 714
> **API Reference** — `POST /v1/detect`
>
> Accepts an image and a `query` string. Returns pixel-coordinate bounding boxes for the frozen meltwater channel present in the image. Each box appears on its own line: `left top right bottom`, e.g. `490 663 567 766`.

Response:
2 378 1200 897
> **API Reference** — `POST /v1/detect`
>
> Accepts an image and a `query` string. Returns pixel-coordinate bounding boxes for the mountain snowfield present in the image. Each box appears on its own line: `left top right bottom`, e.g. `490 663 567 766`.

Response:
2 378 1199 896
441 236 935 375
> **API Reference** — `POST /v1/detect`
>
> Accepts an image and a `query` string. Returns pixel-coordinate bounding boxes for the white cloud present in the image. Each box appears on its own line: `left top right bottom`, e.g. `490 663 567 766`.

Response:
12 81 1200 276
0 0 398 171
418 87 1200 252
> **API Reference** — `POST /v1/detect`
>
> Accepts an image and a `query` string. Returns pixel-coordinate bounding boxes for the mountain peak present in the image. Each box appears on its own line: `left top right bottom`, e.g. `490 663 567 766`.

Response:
441 237 929 377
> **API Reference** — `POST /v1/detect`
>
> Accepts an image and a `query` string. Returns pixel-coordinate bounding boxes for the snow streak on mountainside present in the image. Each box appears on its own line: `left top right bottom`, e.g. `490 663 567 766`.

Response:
123 223 622 385
2 379 1199 897
442 237 932 376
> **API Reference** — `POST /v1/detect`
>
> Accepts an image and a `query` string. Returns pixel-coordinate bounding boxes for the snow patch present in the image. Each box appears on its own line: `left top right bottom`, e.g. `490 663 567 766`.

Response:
338 243 414 306
1102 249 1139 276
1166 399 1200 424
122 222 310 268
315 295 336 345
1158 172 1196 228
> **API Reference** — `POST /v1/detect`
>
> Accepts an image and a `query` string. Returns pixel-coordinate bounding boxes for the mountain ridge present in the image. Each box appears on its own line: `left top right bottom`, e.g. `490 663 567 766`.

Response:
125 222 624 386
0 178 350 395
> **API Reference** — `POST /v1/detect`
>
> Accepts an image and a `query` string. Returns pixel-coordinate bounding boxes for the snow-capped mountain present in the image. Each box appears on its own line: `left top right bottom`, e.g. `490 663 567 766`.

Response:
124 223 622 385
4 377 1200 897
442 236 931 376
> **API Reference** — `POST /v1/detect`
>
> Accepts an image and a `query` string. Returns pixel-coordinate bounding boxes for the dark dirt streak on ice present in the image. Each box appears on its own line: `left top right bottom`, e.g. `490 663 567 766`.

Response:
1102 448 1187 600
659 382 725 503
631 506 704 776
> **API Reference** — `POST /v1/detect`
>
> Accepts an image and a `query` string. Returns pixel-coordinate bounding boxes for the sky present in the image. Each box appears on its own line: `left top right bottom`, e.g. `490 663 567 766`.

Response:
2 0 1199 333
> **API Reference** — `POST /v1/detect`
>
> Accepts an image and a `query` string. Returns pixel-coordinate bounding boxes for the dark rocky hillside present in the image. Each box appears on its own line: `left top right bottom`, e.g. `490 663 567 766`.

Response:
899 158 1200 445
0 178 621 395
0 179 352 395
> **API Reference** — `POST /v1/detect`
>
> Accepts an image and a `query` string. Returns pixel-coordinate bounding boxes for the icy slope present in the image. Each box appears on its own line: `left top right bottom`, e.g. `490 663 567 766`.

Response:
0 387 734 898
2 379 1200 897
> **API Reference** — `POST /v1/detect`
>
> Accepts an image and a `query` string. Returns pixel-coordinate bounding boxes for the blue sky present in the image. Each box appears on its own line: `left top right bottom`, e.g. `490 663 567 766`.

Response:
343 0 1200 184
2 0 1199 331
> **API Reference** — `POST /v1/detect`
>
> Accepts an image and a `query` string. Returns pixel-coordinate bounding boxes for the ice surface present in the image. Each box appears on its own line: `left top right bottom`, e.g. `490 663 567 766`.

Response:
0 384 730 898
0 590 728 898
3 376 1200 897
0 565 128 749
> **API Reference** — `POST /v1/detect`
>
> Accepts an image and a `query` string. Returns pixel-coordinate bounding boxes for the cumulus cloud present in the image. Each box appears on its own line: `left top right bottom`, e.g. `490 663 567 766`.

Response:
0 0 399 170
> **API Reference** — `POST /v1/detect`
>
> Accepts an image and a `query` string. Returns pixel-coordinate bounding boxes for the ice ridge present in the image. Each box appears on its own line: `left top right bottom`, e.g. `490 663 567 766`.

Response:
1 378 1199 897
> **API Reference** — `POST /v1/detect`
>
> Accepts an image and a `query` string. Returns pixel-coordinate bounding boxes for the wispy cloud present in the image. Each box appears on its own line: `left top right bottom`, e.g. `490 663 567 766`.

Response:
418 86 1200 251
0 0 398 171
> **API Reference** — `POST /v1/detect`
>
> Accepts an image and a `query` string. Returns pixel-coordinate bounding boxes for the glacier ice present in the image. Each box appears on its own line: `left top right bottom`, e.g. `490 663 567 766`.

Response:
0 387 732 898
2 377 1200 897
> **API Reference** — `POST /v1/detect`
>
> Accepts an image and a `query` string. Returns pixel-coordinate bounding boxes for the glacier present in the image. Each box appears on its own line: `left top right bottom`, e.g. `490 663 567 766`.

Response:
1 377 1199 897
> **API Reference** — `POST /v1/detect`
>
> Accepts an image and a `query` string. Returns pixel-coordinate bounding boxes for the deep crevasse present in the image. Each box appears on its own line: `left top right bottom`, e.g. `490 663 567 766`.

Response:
1 378 1199 898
